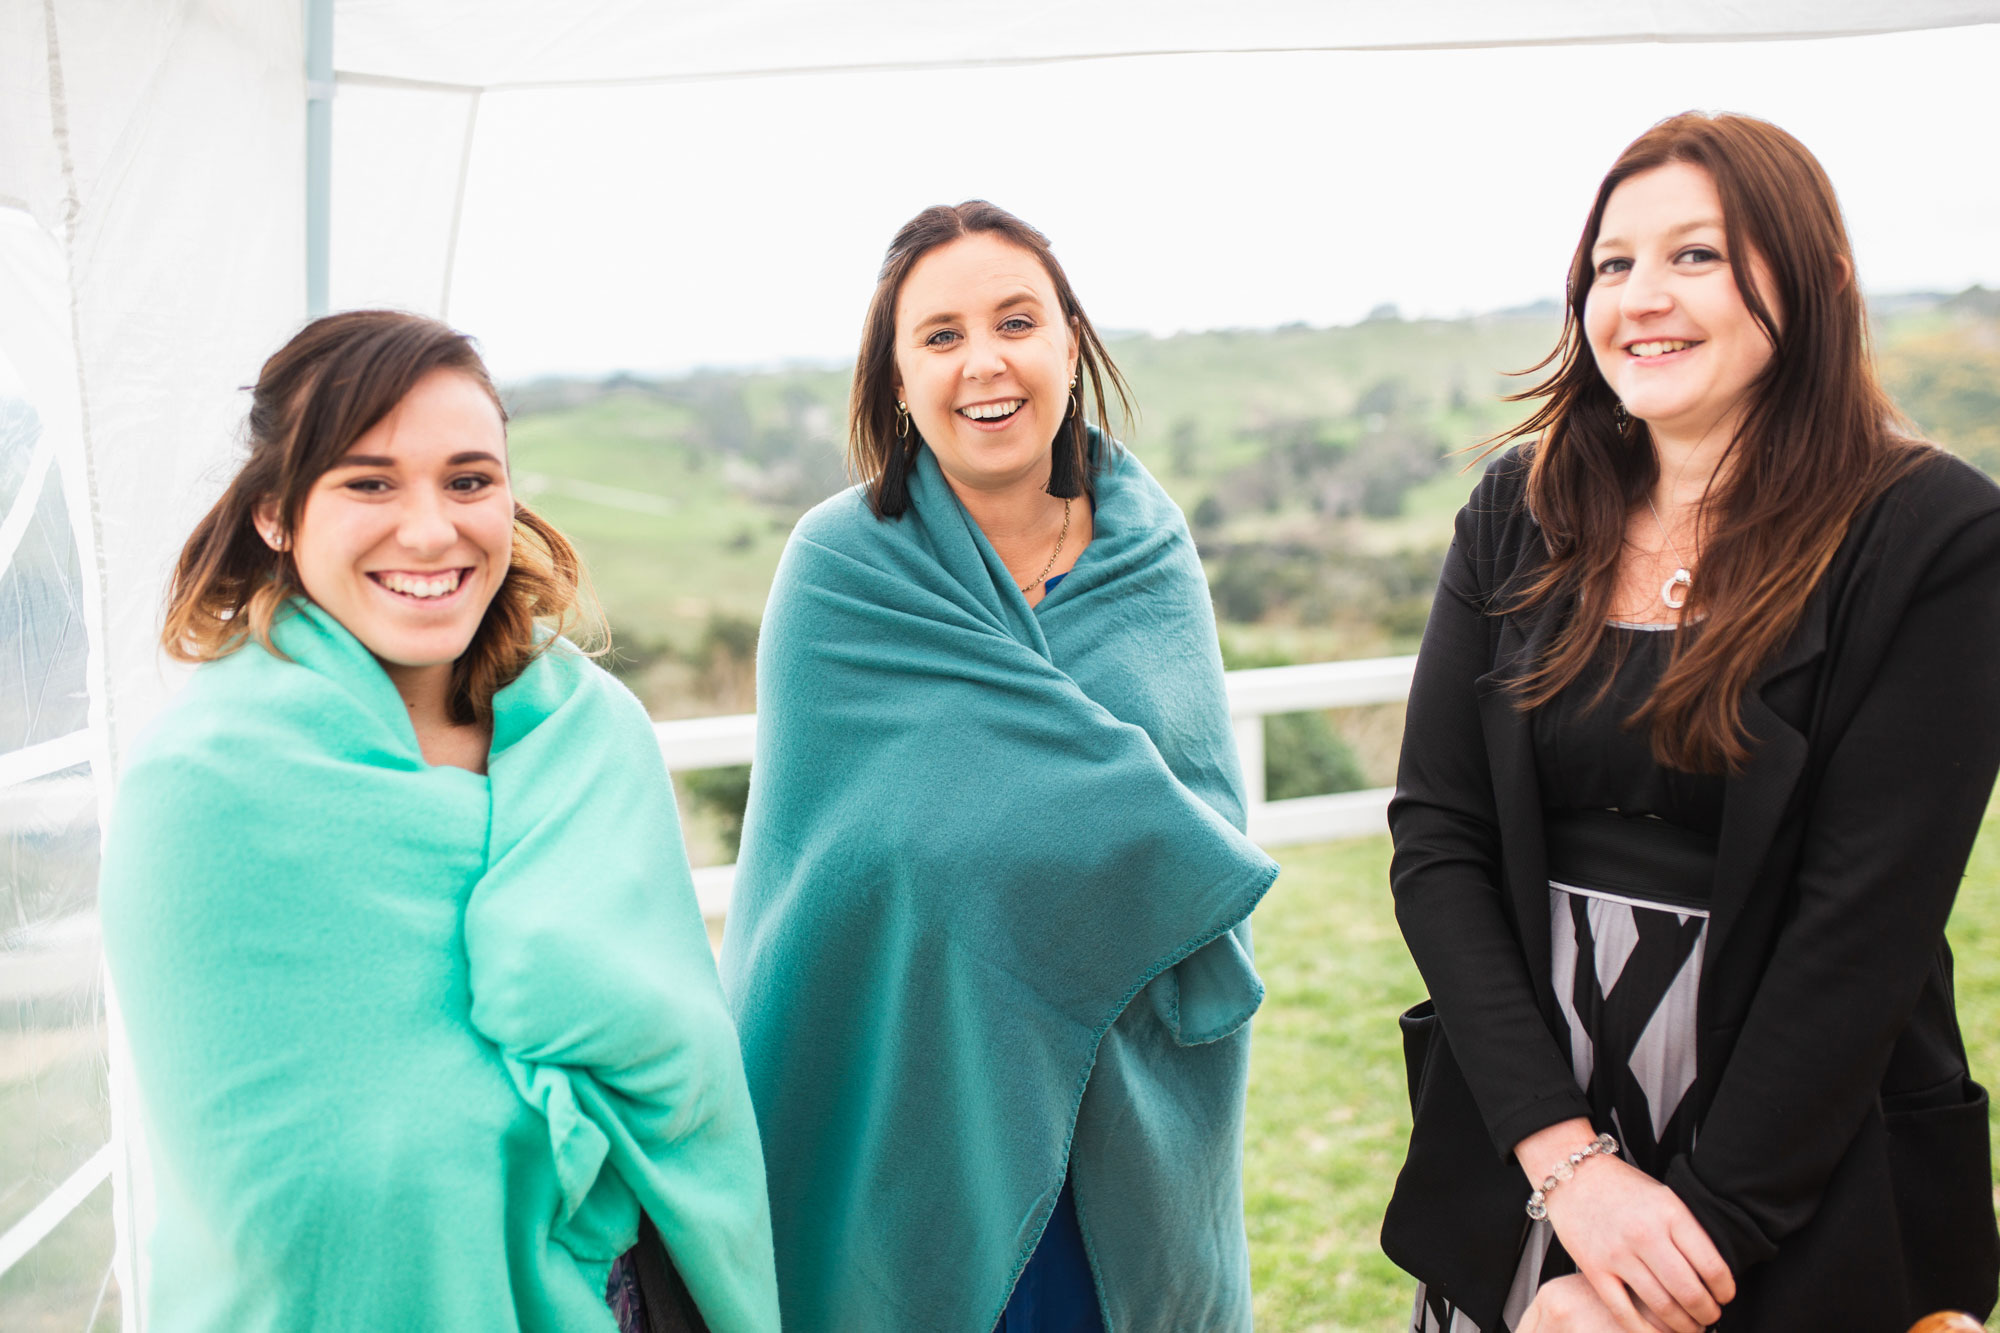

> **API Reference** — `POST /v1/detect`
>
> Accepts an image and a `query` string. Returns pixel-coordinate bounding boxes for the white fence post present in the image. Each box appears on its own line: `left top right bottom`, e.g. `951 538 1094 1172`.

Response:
1233 715 1266 809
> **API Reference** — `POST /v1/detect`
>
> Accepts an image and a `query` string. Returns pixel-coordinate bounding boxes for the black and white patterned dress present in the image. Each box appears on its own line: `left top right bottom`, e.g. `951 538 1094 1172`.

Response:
1414 624 1725 1333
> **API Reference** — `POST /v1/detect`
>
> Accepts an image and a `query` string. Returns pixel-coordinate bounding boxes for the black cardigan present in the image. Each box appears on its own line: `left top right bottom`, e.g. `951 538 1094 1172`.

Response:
1382 443 2000 1332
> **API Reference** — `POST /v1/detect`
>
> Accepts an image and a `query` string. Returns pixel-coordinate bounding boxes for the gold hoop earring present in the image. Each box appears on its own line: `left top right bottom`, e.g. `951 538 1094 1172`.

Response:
895 401 911 439
1067 389 1079 420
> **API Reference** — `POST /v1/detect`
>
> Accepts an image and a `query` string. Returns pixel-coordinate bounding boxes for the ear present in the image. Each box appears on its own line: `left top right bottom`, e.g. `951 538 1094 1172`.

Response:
251 498 286 551
1068 316 1081 382
1834 253 1853 294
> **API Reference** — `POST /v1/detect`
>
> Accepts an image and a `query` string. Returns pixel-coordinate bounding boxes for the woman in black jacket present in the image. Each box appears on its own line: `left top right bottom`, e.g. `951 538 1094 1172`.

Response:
1384 112 2000 1333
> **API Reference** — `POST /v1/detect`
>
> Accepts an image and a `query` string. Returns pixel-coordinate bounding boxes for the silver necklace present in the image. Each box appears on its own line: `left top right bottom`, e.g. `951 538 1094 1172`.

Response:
1646 496 1693 610
1019 496 1072 594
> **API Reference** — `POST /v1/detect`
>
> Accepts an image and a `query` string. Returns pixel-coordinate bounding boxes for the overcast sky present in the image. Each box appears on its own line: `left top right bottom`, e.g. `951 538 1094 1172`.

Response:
418 25 2000 382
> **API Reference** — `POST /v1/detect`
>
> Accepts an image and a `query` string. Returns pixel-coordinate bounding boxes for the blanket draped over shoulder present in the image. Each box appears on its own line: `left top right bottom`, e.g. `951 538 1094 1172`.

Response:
100 600 779 1333
721 439 1280 1333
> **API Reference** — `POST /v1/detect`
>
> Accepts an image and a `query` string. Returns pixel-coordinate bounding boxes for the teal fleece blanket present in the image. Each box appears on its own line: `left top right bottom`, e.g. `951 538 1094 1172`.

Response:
100 600 779 1332
720 438 1280 1332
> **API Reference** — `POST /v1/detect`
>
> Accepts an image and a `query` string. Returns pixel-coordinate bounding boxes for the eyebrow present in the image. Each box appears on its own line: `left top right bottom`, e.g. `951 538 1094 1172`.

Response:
329 450 502 468
911 289 1046 331
1594 218 1725 255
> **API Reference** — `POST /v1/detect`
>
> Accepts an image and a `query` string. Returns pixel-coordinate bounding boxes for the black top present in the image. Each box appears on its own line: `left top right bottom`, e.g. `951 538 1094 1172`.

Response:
1531 624 1726 837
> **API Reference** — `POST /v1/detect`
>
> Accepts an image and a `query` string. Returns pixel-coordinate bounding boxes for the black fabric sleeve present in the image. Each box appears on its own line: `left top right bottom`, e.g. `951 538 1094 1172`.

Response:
1666 506 2000 1274
1390 481 1594 1159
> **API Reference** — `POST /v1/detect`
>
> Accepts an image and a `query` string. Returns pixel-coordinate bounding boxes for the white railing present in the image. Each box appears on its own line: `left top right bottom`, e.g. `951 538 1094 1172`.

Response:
656 655 1418 922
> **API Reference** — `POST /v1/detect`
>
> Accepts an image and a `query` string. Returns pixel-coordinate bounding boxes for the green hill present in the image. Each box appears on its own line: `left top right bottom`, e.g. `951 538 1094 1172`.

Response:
504 291 2000 722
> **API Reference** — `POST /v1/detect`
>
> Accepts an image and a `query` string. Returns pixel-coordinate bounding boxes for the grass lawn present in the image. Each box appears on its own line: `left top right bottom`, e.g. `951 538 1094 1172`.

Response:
1242 798 2000 1332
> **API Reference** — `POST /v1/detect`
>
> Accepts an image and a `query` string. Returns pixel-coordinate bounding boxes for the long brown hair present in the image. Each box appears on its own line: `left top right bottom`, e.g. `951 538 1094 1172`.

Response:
1491 112 1920 771
163 310 600 726
847 200 1135 518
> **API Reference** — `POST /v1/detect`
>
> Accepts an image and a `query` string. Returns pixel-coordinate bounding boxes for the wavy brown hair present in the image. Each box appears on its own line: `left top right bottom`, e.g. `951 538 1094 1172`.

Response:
163 310 601 727
1489 112 1921 771
848 200 1135 518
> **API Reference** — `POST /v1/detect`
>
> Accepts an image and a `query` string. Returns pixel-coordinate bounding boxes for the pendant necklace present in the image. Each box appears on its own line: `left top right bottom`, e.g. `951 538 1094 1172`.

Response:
1646 496 1694 611
1019 496 1073 594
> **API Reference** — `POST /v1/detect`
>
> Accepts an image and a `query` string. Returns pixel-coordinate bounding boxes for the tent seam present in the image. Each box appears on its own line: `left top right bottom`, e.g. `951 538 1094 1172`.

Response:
42 8 138 1329
439 89 482 320
42 0 116 780
329 18 2000 92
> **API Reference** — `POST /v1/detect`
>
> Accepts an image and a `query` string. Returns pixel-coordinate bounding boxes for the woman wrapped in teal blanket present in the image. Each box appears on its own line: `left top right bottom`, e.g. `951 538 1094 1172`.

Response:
99 312 778 1333
721 203 1280 1332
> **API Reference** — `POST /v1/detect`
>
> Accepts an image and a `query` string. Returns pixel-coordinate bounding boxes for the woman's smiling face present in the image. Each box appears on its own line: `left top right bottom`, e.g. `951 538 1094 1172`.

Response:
273 368 514 679
892 231 1078 499
1585 160 1778 448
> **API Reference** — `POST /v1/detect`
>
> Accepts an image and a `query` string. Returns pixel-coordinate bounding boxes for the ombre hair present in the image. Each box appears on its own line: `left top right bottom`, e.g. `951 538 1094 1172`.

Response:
1489 112 1922 771
162 310 600 726
847 200 1134 518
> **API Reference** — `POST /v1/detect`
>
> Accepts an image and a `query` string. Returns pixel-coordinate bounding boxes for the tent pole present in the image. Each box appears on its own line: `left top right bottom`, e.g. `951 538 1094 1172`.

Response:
304 0 333 316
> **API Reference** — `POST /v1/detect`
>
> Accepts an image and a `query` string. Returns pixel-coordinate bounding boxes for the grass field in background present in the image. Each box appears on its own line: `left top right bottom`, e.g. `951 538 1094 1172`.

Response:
509 397 790 654
1241 800 2000 1331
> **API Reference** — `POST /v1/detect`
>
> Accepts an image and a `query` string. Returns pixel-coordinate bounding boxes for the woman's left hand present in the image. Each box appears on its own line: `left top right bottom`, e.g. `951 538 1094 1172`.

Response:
1518 1119 1732 1333
1544 1154 1733 1333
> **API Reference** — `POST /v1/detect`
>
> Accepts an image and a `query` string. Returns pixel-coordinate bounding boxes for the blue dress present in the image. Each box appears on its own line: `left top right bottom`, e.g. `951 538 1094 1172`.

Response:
998 1177 1104 1332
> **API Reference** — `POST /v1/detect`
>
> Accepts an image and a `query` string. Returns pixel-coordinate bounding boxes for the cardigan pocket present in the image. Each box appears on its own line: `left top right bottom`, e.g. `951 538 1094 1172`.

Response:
1399 999 1439 1117
1883 1074 2000 1316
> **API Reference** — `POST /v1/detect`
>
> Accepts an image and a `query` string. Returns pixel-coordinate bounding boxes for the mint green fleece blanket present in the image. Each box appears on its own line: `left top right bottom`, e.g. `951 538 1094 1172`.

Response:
720 438 1279 1332
100 600 778 1332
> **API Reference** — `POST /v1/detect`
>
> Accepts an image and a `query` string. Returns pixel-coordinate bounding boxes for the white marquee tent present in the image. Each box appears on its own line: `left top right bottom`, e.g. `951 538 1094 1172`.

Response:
4 2 1997 1326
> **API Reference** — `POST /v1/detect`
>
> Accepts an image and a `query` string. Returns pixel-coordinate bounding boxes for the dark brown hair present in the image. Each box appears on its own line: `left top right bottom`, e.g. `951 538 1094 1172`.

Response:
847 200 1135 517
163 310 600 726
1489 112 1920 771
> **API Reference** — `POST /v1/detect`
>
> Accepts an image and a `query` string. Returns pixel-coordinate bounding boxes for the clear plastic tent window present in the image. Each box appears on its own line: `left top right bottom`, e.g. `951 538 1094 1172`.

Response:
0 215 117 1329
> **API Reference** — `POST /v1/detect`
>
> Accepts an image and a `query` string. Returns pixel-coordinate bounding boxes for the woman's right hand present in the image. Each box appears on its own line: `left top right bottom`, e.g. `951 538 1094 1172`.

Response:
1517 1120 1735 1333
1518 1275 1674 1333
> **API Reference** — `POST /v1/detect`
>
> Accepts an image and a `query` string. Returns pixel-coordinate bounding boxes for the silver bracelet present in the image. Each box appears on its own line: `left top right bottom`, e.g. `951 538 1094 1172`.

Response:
1525 1131 1619 1220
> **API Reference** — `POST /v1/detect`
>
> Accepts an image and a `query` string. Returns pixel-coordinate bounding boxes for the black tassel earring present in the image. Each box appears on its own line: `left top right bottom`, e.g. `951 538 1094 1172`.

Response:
1045 376 1083 498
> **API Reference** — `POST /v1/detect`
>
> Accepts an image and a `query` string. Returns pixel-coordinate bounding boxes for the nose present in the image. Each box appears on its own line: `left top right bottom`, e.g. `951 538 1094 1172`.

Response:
395 487 458 557
1620 260 1674 320
961 330 1006 381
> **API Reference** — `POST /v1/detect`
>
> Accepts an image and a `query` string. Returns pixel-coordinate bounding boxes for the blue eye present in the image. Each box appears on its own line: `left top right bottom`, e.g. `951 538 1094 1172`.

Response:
1596 257 1631 277
1678 246 1723 265
999 315 1035 333
924 329 960 347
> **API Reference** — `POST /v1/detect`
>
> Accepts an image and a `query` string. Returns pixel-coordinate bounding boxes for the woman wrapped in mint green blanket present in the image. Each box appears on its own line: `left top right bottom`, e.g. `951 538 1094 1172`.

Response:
99 312 777 1332
721 204 1280 1333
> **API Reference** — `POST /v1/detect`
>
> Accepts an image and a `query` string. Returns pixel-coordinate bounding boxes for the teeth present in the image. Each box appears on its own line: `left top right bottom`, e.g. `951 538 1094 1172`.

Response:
1629 340 1694 358
958 400 1024 421
377 570 462 599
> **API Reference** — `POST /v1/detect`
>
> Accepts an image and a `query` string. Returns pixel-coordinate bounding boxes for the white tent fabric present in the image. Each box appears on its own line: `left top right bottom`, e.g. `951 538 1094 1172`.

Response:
3 3 301 1326
326 0 2000 321
5 2 1999 1328
332 0 2000 86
